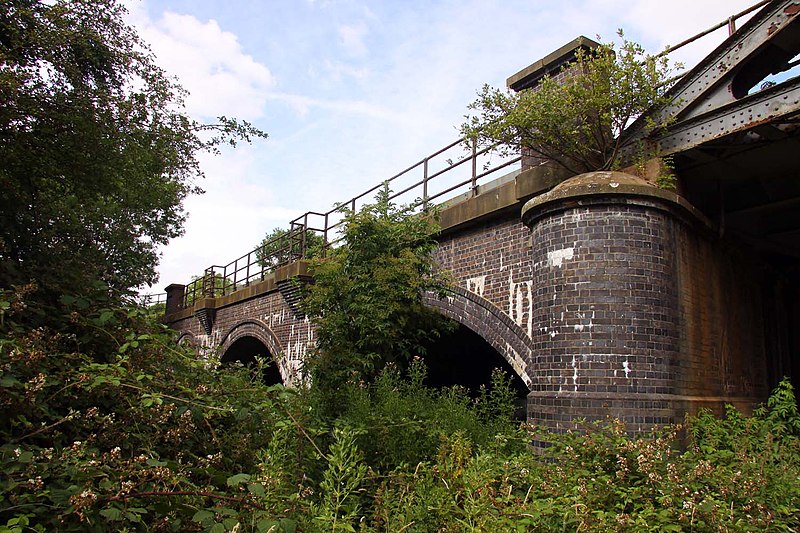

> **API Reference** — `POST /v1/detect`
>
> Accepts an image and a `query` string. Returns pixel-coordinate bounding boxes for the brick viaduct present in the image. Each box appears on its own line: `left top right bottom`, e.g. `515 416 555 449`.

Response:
164 4 800 434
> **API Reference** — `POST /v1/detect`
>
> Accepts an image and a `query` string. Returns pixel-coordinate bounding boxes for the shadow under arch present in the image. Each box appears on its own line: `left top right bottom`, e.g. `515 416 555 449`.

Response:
219 320 288 385
422 286 534 391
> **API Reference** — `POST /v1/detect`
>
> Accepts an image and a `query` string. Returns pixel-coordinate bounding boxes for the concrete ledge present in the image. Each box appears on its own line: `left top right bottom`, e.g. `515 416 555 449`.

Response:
507 36 600 91
162 260 310 324
521 171 712 230
439 163 573 233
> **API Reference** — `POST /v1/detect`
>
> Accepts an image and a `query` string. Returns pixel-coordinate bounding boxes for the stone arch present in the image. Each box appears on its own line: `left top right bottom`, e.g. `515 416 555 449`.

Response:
176 332 198 347
218 320 290 384
423 286 533 390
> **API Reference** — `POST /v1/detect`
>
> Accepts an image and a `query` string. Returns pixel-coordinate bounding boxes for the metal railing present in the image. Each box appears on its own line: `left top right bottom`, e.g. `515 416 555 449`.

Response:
179 136 520 308
175 0 769 310
138 292 167 307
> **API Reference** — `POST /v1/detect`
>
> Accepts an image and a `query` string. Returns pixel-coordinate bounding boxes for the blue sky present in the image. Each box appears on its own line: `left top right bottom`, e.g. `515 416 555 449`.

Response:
125 0 759 292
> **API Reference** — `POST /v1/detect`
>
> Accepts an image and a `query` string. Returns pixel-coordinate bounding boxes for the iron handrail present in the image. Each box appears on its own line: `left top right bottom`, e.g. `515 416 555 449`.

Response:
180 135 520 307
175 0 767 309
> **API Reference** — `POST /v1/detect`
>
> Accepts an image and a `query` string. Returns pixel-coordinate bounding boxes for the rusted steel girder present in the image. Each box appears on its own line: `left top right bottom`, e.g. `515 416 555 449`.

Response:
657 76 800 155
623 0 800 156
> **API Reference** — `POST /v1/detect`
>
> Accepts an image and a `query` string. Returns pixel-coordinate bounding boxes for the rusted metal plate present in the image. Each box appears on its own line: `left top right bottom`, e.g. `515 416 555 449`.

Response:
670 0 800 123
657 76 800 154
623 0 800 154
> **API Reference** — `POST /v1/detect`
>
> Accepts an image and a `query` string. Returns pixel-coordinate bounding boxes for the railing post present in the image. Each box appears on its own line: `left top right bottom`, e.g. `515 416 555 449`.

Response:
423 157 429 211
302 214 308 259
471 137 478 194
203 267 215 298
245 252 251 288
260 244 266 281
323 212 329 257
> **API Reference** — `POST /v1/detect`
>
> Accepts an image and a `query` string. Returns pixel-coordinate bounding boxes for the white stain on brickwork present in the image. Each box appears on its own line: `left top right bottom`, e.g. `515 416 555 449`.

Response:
547 247 574 267
572 356 579 389
508 272 533 339
195 334 221 367
505 343 533 389
574 311 594 332
622 360 631 378
466 275 486 297
262 309 287 328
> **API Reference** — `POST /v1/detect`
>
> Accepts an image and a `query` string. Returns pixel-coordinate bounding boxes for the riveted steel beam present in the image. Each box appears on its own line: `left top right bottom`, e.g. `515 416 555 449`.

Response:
622 0 800 154
657 76 800 155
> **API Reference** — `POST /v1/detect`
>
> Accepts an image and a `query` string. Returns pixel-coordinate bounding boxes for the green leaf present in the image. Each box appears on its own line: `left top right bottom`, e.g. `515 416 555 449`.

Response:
226 473 251 487
222 518 239 529
16 451 33 464
99 507 123 521
191 510 214 524
256 520 279 533
247 483 266 497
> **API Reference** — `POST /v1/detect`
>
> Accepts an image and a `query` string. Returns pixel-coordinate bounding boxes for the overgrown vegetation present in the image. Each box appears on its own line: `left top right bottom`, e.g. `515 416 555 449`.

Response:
257 228 325 273
0 0 266 312
462 33 678 175
2 284 799 531
1 3 798 530
302 184 455 416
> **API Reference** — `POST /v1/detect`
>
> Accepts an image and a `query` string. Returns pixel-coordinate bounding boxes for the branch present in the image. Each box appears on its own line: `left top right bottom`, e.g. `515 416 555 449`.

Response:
119 383 233 412
13 411 76 443
282 406 325 458
105 490 266 510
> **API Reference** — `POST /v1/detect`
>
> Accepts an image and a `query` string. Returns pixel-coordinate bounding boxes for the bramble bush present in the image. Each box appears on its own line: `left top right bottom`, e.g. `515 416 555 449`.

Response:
0 283 521 532
2 281 799 531
2 189 799 531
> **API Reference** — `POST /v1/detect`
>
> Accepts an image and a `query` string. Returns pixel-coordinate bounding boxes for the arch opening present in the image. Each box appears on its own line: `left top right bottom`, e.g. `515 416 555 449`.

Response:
220 336 283 386
420 323 529 419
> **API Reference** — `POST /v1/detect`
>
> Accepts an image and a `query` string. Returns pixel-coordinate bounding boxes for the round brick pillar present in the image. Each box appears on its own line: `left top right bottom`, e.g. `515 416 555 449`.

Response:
521 171 704 435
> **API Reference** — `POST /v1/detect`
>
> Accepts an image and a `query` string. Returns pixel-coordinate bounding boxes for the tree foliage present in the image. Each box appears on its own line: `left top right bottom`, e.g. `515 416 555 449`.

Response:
183 272 234 305
256 226 325 273
1 268 798 532
0 0 266 307
302 185 454 408
462 34 677 174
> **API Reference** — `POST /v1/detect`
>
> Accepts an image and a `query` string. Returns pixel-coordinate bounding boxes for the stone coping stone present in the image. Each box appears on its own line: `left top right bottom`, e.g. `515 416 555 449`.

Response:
521 171 711 229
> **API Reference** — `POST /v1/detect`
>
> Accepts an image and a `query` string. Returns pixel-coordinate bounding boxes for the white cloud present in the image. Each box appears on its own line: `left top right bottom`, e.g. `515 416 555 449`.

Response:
264 92 409 123
338 23 369 58
127 4 275 120
321 59 370 83
130 0 770 293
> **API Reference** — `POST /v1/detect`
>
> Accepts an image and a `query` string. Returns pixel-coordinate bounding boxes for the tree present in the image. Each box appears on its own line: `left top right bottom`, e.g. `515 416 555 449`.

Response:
184 272 234 305
256 226 325 273
461 34 677 175
302 185 454 407
0 0 266 308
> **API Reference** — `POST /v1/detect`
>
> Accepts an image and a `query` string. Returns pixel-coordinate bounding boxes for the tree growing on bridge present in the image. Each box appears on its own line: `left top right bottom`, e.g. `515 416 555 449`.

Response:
302 184 454 410
183 272 235 305
0 0 266 314
461 34 678 175
256 226 325 273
